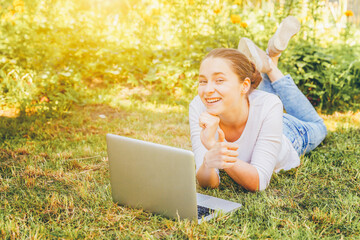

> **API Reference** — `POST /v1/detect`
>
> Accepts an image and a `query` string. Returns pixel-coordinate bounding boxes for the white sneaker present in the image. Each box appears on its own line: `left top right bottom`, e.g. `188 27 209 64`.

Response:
267 16 301 57
238 37 271 73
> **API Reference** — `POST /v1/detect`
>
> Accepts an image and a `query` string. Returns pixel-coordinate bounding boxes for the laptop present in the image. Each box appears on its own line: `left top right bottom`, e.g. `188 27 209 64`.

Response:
106 134 242 223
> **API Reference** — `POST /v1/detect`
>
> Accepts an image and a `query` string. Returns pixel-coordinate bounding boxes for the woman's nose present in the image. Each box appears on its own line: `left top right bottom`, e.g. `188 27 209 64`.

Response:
204 82 215 95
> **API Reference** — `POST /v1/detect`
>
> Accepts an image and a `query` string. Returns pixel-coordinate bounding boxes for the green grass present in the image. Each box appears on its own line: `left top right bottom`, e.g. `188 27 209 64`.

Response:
0 88 359 239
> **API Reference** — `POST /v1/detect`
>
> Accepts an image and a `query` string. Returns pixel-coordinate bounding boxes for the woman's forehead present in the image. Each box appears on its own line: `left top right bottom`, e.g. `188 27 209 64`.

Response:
200 57 233 75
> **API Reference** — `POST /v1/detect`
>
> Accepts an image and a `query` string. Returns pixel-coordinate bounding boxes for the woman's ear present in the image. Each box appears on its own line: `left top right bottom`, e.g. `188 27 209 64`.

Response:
241 77 251 94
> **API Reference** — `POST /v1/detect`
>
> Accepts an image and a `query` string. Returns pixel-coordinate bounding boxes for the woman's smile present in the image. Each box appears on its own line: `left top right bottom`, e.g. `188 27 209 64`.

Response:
205 97 222 104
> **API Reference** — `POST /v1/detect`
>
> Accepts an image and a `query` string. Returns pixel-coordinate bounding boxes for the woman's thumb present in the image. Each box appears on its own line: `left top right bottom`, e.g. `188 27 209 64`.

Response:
217 128 225 142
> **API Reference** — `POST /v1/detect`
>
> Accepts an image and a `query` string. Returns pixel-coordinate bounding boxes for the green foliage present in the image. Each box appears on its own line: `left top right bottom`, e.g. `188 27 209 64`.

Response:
281 43 360 113
0 63 81 117
0 0 359 117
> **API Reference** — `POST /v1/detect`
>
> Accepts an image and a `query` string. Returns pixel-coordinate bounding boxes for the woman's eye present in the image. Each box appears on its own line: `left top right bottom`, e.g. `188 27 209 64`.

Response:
199 79 207 84
216 78 224 83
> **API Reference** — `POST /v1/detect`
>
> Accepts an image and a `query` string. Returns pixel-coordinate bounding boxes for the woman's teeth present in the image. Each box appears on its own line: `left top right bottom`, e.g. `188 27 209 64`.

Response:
207 98 221 103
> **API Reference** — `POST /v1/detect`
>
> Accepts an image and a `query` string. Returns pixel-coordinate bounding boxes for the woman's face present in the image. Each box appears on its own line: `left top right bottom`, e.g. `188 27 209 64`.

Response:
198 57 245 116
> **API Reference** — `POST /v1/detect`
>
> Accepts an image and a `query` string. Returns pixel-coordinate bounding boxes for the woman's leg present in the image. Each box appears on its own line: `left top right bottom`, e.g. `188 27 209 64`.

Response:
267 57 323 123
237 29 327 155
266 58 327 154
283 112 327 155
258 73 276 95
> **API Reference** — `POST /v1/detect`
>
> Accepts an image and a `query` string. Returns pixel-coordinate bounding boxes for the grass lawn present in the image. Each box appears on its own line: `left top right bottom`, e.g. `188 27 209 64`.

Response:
0 86 359 239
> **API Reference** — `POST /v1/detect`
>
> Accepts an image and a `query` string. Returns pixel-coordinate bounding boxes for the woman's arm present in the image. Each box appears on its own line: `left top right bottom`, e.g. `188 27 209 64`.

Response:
189 98 239 188
196 163 220 188
190 95 283 191
196 129 238 188
224 161 259 192
227 96 284 192
189 98 220 186
196 138 259 191
227 97 283 191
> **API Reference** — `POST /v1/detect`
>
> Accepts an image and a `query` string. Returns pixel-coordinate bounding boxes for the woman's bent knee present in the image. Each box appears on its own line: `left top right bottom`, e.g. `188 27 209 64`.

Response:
309 121 327 151
318 119 327 140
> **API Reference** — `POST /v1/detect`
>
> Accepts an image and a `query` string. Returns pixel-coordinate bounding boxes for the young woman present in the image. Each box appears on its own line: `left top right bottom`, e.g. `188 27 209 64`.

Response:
189 17 327 191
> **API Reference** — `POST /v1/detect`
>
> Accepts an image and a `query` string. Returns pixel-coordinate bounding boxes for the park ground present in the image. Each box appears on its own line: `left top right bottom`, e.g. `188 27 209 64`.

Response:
0 88 359 238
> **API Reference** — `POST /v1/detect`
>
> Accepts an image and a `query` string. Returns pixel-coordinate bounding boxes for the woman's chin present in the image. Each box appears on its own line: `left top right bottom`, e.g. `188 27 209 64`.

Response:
206 108 221 116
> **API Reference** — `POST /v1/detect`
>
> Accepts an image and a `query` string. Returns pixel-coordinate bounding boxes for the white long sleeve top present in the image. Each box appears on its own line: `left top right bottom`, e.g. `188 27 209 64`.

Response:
189 89 300 190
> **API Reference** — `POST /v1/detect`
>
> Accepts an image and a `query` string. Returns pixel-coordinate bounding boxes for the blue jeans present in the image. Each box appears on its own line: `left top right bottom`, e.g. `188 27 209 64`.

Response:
258 74 327 156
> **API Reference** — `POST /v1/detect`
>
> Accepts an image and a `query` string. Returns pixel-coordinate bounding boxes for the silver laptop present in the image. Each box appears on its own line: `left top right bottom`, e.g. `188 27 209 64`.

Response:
106 134 241 223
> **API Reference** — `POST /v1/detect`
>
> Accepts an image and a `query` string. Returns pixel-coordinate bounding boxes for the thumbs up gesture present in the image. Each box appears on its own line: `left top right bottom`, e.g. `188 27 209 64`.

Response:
203 128 239 170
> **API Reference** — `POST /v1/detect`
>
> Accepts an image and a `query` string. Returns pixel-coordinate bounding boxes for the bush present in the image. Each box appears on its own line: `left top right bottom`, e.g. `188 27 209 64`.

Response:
0 0 359 116
281 43 360 113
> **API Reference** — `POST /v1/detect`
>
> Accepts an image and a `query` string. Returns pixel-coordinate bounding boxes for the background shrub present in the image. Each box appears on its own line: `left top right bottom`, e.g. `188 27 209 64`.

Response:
0 0 359 116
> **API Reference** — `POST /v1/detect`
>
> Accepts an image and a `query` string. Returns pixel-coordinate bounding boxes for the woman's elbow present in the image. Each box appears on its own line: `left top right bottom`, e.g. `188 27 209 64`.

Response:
239 171 260 192
198 181 219 189
243 181 259 192
196 174 219 189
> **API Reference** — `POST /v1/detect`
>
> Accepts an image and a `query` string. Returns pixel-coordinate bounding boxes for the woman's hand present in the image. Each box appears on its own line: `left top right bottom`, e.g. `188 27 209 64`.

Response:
203 129 239 169
199 111 221 150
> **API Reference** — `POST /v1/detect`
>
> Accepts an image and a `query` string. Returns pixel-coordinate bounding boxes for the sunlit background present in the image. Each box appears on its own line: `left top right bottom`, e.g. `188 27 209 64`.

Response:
0 2 360 238
0 0 359 117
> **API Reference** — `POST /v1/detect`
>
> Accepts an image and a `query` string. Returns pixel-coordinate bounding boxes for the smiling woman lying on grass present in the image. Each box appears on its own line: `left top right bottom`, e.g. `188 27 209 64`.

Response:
189 16 327 191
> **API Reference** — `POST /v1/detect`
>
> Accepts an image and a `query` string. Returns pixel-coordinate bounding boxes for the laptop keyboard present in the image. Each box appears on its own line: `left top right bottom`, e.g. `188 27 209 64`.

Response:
197 205 215 219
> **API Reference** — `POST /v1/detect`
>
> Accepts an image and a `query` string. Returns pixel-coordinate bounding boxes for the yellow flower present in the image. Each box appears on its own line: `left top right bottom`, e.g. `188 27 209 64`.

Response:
13 0 24 8
267 12 271 17
344 10 354 17
151 8 160 16
234 0 242 5
15 5 24 13
2 12 14 21
40 96 49 103
144 15 157 25
231 15 241 24
240 22 248 28
213 8 221 14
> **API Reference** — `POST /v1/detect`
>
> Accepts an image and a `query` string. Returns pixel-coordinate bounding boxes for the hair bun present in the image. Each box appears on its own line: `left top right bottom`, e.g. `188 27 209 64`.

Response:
249 62 262 89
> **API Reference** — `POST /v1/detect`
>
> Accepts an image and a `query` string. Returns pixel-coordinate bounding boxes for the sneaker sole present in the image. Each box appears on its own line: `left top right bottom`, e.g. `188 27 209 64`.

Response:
238 37 270 73
238 37 263 71
272 16 300 51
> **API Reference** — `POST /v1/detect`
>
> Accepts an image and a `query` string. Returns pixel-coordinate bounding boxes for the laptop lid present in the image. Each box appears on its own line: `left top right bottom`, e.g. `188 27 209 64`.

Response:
106 134 198 221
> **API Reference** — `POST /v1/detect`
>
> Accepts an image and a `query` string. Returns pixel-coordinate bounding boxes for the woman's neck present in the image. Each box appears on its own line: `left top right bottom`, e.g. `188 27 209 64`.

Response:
219 96 249 140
